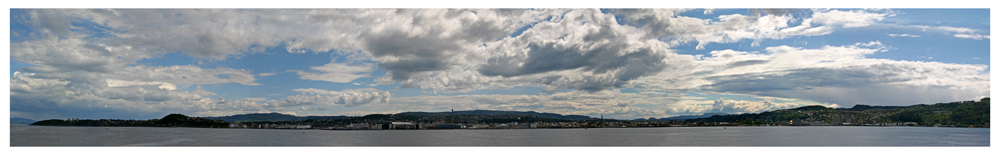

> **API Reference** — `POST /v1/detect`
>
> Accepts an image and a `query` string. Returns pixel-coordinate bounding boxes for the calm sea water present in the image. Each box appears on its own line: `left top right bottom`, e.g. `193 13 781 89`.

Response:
9 124 989 146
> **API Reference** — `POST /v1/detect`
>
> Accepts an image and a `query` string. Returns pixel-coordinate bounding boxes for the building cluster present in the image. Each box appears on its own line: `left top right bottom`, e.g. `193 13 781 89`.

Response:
222 103 971 130
184 117 228 123
62 118 157 126
225 117 705 130
224 113 668 130
230 123 312 129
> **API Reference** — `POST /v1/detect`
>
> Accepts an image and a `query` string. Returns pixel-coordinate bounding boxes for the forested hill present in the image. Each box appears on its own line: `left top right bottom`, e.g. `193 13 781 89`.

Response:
685 98 990 127
645 113 727 121
31 114 228 127
398 110 593 120
203 113 348 122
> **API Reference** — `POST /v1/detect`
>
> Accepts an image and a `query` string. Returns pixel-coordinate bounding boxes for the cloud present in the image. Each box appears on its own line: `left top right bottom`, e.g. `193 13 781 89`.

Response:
10 71 264 119
688 43 988 106
600 9 888 51
13 9 901 94
293 62 374 83
888 33 920 37
708 99 798 114
9 9 990 119
929 26 978 34
106 79 177 90
273 88 391 107
954 34 990 40
300 106 329 111
10 29 261 88
809 9 891 28
627 40 986 108
109 65 261 86
11 70 389 119
10 72 75 99
910 25 989 40
11 35 132 73
390 9 695 93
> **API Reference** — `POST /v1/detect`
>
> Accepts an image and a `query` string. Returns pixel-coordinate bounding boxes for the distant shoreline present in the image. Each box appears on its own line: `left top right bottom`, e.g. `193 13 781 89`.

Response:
18 124 989 130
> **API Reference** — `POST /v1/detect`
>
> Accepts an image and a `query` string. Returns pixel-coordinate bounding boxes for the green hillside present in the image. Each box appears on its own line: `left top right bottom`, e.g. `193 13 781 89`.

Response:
685 98 990 127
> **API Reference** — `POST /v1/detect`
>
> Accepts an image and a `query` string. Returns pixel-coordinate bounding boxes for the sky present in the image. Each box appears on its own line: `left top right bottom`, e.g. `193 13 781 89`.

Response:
8 8 991 120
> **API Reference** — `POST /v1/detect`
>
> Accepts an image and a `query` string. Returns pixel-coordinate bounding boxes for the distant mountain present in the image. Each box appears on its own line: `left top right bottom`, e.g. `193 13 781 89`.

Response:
652 113 727 121
203 113 348 122
11 117 35 124
398 110 593 120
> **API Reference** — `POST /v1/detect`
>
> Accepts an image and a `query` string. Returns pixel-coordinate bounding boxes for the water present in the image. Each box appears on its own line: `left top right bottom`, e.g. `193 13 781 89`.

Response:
10 124 989 146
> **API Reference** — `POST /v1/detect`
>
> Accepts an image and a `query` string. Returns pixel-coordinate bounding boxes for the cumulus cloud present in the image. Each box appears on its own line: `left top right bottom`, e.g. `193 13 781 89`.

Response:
12 9 902 95
10 72 75 100
809 9 891 28
599 8 889 51
22 9 894 95
11 35 133 73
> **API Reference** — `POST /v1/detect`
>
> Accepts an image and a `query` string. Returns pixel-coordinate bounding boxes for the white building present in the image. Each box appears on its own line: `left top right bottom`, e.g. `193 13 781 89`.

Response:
390 122 416 129
469 124 490 129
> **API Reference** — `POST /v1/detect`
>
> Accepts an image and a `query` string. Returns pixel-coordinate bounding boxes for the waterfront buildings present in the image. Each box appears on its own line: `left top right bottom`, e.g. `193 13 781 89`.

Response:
390 122 416 129
832 115 842 126
348 124 371 129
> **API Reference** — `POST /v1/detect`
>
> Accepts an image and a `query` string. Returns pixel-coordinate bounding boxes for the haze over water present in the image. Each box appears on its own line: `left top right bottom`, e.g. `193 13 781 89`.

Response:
10 124 988 146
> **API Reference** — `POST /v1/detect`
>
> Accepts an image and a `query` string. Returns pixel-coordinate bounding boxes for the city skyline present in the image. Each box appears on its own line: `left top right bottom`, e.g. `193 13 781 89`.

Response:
9 8 990 120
